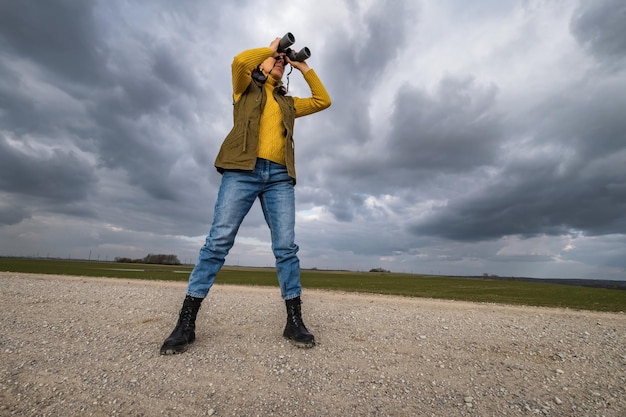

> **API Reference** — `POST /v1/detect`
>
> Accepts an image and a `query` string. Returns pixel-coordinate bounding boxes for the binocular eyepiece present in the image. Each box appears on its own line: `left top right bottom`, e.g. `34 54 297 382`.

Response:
277 32 311 62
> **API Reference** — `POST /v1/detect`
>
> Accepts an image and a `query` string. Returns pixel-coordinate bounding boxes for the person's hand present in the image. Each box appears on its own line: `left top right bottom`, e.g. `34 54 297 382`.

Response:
269 37 281 55
286 53 310 74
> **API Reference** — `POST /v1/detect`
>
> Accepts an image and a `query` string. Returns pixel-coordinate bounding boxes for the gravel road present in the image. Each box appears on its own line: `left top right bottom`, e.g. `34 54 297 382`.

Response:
1 272 625 416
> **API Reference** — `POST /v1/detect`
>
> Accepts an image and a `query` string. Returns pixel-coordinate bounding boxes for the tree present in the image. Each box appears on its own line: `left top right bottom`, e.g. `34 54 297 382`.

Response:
115 254 181 265
143 254 181 265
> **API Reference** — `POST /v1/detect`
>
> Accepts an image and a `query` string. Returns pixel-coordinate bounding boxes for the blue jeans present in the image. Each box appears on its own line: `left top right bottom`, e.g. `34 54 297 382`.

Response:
186 159 302 300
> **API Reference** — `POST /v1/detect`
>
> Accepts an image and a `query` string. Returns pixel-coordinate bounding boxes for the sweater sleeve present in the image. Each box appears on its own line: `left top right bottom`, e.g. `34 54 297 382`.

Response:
231 47 274 102
293 69 332 118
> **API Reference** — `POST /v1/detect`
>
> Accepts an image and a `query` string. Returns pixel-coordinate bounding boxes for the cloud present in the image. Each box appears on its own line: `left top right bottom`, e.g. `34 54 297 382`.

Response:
0 1 108 86
0 0 625 280
0 135 96 201
409 68 626 242
570 0 626 66
385 75 501 173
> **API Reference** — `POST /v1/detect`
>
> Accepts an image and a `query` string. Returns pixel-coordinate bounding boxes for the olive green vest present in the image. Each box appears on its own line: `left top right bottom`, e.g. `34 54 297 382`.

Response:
214 78 297 181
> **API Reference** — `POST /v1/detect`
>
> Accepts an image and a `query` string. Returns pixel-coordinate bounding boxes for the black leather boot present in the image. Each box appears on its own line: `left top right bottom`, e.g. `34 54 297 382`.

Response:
160 295 202 355
283 296 315 348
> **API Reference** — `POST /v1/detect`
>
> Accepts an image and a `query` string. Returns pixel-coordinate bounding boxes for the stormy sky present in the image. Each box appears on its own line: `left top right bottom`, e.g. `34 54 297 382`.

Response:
1 0 625 279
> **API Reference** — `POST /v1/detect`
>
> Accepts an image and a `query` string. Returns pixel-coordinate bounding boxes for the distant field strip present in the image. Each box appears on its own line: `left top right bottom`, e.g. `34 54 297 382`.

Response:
1 258 624 312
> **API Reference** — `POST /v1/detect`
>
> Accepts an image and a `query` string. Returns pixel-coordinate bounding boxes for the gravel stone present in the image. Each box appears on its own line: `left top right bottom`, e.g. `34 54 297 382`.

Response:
1 272 625 416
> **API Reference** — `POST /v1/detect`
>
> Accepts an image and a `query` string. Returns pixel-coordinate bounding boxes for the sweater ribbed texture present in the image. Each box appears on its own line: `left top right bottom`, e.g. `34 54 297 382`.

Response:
257 78 286 164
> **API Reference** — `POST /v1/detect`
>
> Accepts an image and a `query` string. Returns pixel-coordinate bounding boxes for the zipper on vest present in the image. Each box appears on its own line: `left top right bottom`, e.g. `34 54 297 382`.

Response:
242 121 249 152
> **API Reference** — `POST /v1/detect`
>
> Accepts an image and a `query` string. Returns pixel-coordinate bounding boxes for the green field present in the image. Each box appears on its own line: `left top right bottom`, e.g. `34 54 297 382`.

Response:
1 258 625 312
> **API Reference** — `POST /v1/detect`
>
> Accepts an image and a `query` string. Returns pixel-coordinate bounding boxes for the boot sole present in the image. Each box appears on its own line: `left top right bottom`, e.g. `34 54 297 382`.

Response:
284 336 316 349
159 344 190 355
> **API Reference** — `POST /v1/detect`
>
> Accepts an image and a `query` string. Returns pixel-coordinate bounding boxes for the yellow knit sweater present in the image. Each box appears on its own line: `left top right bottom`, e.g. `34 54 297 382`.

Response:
232 47 332 166
257 77 285 163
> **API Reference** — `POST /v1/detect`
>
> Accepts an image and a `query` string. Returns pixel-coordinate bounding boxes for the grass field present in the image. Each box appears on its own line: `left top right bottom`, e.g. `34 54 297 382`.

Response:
1 258 625 312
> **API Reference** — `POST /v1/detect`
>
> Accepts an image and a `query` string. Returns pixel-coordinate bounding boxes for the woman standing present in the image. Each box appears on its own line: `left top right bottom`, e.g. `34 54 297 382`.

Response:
160 36 331 355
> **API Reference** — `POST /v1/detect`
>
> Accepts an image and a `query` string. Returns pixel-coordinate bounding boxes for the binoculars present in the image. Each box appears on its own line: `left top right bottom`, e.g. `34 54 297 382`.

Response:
277 32 311 62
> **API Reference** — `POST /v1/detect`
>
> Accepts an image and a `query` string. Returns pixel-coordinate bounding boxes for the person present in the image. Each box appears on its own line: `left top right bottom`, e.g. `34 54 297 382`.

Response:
160 36 331 355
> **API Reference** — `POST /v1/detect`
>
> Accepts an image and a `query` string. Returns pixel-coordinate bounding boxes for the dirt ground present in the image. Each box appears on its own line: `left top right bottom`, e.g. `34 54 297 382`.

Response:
1 272 625 416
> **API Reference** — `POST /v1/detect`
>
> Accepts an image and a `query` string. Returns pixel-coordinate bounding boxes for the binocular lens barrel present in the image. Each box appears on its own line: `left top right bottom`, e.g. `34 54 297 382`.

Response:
278 32 295 52
294 47 311 62
278 33 311 62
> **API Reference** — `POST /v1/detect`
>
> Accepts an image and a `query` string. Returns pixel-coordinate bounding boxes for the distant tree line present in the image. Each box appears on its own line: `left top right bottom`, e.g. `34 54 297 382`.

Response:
115 253 181 265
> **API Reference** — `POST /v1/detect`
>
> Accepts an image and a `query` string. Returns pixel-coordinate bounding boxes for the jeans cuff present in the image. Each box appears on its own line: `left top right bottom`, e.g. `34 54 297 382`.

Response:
186 292 207 299
283 292 301 301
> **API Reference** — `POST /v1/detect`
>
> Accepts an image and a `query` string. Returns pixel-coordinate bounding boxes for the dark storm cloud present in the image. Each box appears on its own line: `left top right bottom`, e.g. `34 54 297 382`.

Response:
297 1 420 220
315 73 503 221
0 66 46 134
410 68 626 242
0 0 218 204
0 136 96 202
562 235 626 271
152 43 201 95
534 79 626 160
0 133 97 226
310 1 626 248
0 0 108 86
383 75 500 175
570 0 626 65
318 1 418 146
0 203 27 227
356 1 416 69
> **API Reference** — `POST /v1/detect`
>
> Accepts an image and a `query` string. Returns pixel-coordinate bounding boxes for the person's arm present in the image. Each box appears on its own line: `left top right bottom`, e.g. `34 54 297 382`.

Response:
231 38 283 102
291 68 332 117
231 47 273 102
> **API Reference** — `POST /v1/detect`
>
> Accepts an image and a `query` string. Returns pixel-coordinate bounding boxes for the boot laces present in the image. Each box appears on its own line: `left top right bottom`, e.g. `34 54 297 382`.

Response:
288 305 305 328
180 306 195 330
